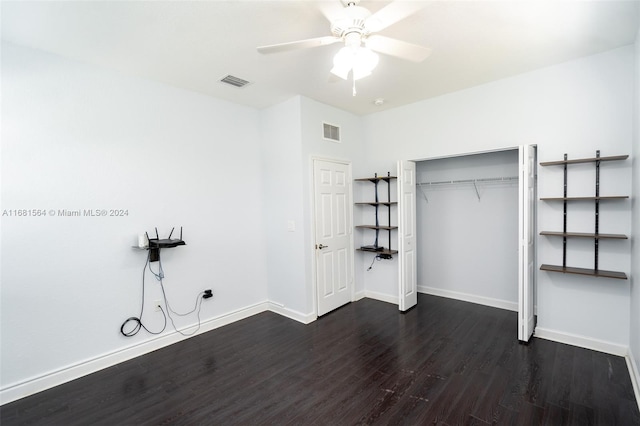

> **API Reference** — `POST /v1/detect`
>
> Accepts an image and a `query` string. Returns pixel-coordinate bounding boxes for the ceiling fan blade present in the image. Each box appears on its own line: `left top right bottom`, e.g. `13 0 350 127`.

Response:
365 1 426 33
366 35 432 62
319 2 344 23
257 36 341 54
327 73 342 83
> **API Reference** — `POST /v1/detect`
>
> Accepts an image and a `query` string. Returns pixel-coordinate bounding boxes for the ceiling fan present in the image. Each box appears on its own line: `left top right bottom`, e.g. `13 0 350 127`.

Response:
257 0 431 83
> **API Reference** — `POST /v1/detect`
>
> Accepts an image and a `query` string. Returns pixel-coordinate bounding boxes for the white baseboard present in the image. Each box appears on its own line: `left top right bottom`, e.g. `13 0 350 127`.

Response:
267 302 316 324
627 347 640 413
418 285 518 312
534 327 628 357
354 290 366 301
364 290 399 305
534 328 639 411
0 302 270 405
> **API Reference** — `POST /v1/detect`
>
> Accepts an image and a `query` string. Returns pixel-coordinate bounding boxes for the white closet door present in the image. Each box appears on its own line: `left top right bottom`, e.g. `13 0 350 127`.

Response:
518 145 536 342
398 160 417 311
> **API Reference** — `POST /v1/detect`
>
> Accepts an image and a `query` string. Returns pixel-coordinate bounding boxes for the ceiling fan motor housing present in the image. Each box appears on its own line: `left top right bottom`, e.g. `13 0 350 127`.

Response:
330 4 372 41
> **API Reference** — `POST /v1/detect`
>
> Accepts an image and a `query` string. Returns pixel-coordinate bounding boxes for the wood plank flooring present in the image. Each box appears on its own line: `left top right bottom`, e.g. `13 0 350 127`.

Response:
2 294 639 425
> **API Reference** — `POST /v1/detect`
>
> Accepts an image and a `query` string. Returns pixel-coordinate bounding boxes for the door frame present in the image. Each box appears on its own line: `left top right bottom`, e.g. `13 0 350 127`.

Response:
310 156 355 318
405 144 537 339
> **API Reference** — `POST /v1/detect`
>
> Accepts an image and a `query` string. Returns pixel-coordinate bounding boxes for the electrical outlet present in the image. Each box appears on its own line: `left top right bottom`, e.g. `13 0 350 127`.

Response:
154 300 162 311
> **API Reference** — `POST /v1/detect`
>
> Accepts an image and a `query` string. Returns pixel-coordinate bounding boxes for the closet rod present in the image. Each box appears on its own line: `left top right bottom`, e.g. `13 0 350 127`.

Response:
417 175 518 202
416 176 518 186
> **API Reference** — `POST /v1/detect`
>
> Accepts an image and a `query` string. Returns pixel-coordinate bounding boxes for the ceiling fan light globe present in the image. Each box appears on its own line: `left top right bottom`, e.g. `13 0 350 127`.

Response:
354 47 379 72
332 46 355 79
352 66 372 80
333 46 354 66
330 64 351 80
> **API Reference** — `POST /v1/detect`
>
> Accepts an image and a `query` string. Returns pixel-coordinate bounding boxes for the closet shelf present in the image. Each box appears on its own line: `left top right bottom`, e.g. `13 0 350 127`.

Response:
417 176 518 186
540 154 628 166
540 231 628 239
540 264 627 280
541 196 628 201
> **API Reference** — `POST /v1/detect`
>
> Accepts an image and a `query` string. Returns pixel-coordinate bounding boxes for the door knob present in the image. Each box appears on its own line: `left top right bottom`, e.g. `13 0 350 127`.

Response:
316 244 329 249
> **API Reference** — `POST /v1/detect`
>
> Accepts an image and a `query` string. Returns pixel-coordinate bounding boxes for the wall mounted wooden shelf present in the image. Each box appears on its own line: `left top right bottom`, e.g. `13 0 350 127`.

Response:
541 196 628 201
539 151 628 279
539 264 627 280
540 231 627 239
355 202 398 207
539 154 628 166
354 176 397 183
355 225 398 230
357 247 399 255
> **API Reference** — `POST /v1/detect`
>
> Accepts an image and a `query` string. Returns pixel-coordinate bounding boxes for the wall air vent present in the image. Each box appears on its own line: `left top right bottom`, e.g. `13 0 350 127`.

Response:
323 122 341 143
219 75 251 88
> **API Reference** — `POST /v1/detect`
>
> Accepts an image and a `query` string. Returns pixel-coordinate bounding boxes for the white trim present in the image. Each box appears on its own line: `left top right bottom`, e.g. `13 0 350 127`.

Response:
535 327 638 410
268 302 316 324
627 347 640 413
534 327 628 357
418 285 518 312
354 290 366 301
364 290 399 305
0 302 269 405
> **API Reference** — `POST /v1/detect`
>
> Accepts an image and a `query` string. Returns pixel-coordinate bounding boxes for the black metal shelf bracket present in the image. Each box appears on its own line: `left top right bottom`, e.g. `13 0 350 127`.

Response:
563 153 567 268
595 150 600 271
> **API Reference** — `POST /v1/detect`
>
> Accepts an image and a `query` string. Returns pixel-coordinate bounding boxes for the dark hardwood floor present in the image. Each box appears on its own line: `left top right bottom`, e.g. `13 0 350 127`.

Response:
2 294 639 425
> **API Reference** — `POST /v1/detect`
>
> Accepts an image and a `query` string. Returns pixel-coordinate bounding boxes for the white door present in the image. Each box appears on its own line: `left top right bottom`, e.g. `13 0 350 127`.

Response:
314 159 353 316
398 160 417 311
518 145 536 342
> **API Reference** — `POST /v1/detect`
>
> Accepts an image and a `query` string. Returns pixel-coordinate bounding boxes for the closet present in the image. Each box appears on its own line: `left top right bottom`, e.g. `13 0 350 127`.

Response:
416 149 522 311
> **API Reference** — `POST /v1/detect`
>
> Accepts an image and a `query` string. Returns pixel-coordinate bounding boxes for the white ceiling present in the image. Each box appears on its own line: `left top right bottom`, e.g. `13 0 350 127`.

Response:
2 1 638 115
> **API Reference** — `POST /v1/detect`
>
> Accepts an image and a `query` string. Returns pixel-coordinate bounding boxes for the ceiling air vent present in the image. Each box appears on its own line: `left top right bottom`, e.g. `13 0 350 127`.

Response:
323 122 341 143
219 75 251 88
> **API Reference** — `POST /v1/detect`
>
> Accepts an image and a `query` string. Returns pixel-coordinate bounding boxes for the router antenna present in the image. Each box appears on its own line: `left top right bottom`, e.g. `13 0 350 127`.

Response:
168 227 175 239
180 226 183 240
155 227 159 239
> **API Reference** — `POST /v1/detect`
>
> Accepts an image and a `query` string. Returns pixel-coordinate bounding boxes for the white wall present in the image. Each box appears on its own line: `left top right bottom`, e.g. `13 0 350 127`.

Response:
259 96 365 318
416 150 519 310
300 97 366 306
362 46 634 349
1 42 268 396
260 97 308 318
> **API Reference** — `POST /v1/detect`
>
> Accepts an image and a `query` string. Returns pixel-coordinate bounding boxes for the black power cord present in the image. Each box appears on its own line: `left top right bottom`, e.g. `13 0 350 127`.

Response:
367 253 393 271
120 250 210 337
120 251 166 337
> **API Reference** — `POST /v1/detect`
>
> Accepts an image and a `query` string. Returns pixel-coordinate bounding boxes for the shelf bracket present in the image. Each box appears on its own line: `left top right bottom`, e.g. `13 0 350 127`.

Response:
594 150 600 271
417 183 429 203
563 153 568 268
472 181 480 201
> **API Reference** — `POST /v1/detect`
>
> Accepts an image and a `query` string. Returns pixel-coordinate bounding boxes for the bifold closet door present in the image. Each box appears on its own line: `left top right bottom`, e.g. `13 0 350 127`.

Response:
518 145 536 343
398 160 417 311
